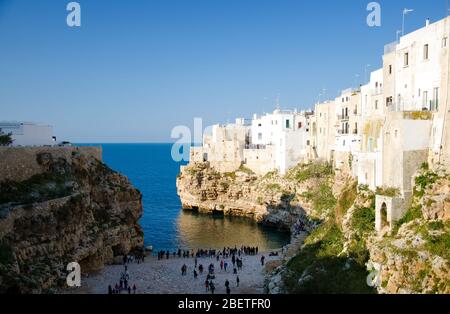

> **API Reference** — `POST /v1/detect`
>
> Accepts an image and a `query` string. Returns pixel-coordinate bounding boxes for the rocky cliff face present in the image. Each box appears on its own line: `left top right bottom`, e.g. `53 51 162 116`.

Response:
178 161 449 294
366 168 449 294
0 148 143 293
176 162 325 230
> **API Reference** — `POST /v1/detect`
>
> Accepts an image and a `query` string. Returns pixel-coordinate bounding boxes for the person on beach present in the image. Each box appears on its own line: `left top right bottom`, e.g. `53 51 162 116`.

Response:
225 279 230 289
233 267 237 274
260 255 265 266
133 284 136 294
108 285 112 294
194 257 198 268
236 276 240 287
199 264 204 274
127 286 131 294
226 286 231 295
224 261 228 271
210 281 215 294
181 264 187 276
194 269 198 279
205 279 209 292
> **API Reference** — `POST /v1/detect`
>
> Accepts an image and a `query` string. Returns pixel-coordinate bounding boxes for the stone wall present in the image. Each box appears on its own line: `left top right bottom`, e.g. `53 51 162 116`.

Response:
0 146 102 182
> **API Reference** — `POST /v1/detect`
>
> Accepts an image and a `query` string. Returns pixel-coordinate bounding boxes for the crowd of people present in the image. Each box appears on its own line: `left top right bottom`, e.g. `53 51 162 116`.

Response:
156 246 260 261
169 246 265 295
108 257 139 294
107 245 269 294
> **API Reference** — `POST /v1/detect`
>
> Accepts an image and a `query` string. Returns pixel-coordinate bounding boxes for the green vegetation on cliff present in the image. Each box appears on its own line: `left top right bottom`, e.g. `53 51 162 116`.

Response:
284 220 375 294
0 172 75 206
282 164 375 294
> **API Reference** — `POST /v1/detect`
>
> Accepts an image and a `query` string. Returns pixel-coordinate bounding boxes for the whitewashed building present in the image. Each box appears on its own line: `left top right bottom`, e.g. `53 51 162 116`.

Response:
245 109 312 175
374 17 450 233
0 122 55 147
357 68 384 190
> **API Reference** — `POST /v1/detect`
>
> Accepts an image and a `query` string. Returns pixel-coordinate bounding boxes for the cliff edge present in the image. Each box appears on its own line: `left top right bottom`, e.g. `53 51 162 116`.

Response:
0 147 144 293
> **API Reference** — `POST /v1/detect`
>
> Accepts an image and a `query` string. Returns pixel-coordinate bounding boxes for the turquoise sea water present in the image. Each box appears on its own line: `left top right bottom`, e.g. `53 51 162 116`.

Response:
79 144 290 252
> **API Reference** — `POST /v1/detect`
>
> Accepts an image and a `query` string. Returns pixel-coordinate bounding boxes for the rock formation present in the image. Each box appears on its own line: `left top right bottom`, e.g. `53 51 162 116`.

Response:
0 147 143 293
177 160 449 294
176 162 324 230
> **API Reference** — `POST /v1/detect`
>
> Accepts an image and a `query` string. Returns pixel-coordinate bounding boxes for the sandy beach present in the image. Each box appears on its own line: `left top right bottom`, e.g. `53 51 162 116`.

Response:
69 251 282 294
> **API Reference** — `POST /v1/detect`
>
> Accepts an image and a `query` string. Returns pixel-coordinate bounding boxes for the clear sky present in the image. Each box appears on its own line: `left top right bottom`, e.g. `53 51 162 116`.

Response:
0 0 447 143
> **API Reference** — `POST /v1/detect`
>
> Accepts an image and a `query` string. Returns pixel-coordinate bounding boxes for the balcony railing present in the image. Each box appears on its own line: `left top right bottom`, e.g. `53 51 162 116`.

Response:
371 87 383 96
245 144 266 150
338 114 349 120
387 100 439 112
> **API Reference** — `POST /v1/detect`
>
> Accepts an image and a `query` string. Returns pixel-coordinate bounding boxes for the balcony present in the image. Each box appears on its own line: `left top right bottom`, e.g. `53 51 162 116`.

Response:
245 144 267 150
371 87 383 96
338 114 349 121
337 129 349 135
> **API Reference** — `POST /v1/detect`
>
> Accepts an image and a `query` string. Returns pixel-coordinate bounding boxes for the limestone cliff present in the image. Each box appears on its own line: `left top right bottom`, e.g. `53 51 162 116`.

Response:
0 147 144 293
276 165 449 294
176 162 331 230
177 161 449 294
365 167 449 294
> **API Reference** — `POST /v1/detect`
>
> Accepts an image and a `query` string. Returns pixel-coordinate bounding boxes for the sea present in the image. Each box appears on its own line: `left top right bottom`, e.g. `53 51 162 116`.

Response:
78 143 290 252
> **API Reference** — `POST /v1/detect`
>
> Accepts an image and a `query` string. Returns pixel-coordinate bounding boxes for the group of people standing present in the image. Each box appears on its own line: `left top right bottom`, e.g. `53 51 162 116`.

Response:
108 256 138 294
170 245 265 295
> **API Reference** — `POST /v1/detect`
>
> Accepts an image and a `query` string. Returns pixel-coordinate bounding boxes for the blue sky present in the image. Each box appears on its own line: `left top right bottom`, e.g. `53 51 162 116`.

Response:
0 0 447 142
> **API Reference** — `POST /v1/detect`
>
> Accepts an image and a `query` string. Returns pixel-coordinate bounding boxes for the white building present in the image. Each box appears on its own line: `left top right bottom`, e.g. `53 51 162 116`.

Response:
333 88 362 174
190 118 250 173
246 109 311 175
357 69 384 190
0 122 55 147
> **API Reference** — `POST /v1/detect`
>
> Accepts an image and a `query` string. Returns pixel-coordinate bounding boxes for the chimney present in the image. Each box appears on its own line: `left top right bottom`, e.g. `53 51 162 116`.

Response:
426 18 430 27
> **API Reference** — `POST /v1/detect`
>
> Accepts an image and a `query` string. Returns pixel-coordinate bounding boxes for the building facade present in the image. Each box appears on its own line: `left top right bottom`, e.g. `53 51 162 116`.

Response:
0 122 55 147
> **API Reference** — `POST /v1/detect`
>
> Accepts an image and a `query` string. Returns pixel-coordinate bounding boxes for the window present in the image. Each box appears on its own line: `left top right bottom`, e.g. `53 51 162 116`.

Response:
258 133 262 140
443 37 448 48
258 123 262 127
298 122 302 129
423 91 428 109
423 44 429 60
306 140 310 146
375 100 378 110
386 96 393 106
389 65 392 74
286 120 290 129
404 52 409 67
433 87 439 111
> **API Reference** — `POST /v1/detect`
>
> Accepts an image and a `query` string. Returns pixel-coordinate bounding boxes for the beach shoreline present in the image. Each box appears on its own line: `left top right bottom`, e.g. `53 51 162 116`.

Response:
66 250 283 294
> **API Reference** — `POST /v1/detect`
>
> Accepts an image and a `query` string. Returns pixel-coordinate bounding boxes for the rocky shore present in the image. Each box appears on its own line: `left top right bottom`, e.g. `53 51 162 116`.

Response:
0 147 144 293
177 161 450 294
